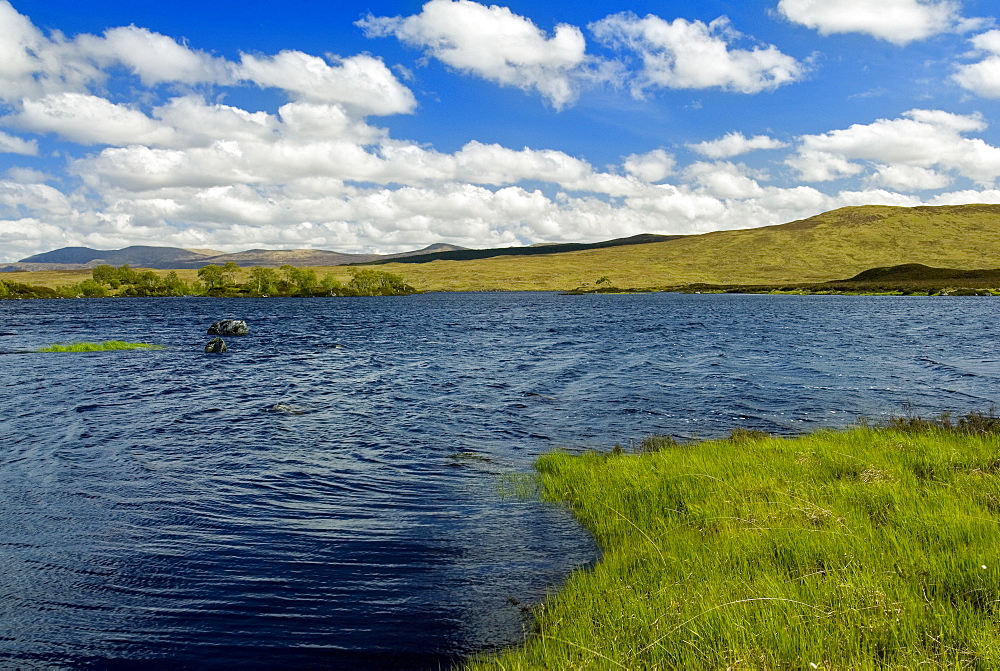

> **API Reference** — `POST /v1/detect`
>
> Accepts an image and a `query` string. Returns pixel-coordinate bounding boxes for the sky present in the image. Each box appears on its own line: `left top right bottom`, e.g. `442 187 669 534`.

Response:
2 0 1000 263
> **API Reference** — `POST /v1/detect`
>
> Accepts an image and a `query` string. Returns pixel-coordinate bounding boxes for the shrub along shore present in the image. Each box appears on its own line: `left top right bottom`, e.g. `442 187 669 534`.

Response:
470 414 1000 669
0 263 418 298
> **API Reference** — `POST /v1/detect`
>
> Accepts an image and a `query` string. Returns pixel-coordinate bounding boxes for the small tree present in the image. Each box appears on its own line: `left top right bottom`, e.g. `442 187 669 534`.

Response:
115 264 139 286
197 264 225 289
320 273 343 294
292 268 318 294
92 264 117 286
279 265 317 295
348 269 415 295
137 270 160 289
76 279 110 297
247 266 279 294
163 271 188 296
222 261 241 286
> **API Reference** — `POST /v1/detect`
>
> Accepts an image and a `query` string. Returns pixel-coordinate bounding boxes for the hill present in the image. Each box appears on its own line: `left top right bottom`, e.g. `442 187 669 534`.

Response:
844 262 1000 283
356 204 1000 291
18 245 219 269
362 233 681 265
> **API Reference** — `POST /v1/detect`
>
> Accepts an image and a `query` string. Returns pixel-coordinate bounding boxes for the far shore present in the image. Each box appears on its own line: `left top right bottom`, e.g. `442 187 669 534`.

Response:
3 263 1000 299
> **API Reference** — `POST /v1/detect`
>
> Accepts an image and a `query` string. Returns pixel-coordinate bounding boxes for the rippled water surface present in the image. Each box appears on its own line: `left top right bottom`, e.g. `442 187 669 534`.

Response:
2 292 999 668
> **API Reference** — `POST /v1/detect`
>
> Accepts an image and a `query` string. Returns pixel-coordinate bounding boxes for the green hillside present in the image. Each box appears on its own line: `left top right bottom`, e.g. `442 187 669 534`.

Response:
365 204 1000 291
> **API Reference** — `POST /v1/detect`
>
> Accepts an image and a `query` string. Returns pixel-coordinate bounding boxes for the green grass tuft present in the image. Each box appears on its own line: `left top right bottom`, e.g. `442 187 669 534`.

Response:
469 419 1000 669
37 340 163 352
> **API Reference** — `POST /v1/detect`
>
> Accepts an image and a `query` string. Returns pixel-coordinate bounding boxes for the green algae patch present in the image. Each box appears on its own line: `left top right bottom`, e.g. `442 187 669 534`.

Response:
37 341 164 352
470 420 1000 669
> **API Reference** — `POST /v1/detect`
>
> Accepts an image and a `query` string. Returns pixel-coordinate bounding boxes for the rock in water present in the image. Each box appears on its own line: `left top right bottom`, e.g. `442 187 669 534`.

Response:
205 337 227 353
208 319 248 336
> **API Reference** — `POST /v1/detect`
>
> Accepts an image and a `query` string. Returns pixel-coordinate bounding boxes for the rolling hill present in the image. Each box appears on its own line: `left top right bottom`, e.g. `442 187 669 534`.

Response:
357 204 1000 291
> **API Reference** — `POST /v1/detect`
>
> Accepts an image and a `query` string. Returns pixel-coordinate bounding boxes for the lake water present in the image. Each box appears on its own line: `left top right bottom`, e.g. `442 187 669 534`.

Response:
2 292 999 669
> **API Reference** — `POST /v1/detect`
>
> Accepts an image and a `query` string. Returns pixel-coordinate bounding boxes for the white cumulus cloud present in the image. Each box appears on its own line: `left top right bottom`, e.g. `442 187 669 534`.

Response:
684 161 766 199
0 130 38 155
789 109 1000 186
623 149 676 183
954 30 1000 97
237 51 417 116
358 0 592 109
591 13 804 95
9 93 176 147
75 25 232 86
688 132 788 159
868 164 953 190
777 0 975 45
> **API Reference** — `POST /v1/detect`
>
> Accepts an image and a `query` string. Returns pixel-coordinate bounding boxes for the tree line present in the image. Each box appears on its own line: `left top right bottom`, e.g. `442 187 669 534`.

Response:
0 263 418 298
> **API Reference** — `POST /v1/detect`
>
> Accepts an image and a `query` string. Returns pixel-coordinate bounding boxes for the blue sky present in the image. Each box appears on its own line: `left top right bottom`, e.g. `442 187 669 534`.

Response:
2 0 1000 262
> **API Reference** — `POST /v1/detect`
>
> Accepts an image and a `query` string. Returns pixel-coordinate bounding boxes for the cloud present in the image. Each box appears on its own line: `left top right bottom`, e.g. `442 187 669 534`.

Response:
0 1 103 102
454 141 593 185
788 109 1000 186
777 0 975 45
623 149 675 182
954 30 1000 97
237 51 417 115
358 0 591 109
590 13 804 95
9 93 176 147
0 130 38 155
75 25 232 86
684 161 766 199
153 96 278 148
868 164 953 190
688 132 788 159
930 188 1000 204
0 1 414 117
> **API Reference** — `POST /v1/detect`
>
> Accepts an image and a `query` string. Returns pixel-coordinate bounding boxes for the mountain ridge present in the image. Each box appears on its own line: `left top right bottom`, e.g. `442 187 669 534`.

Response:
14 242 469 270
13 236 677 270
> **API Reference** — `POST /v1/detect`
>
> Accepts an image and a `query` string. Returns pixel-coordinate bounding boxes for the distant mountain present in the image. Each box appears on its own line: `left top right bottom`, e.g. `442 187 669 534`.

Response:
13 237 673 270
363 233 683 265
16 242 469 270
19 245 219 268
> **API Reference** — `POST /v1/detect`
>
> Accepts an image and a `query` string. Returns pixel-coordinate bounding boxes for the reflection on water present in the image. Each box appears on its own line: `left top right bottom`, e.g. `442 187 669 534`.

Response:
1 293 998 668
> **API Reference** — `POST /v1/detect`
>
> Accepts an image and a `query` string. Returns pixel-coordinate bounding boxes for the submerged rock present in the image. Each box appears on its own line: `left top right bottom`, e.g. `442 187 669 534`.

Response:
208 319 248 336
265 403 306 415
205 337 227 353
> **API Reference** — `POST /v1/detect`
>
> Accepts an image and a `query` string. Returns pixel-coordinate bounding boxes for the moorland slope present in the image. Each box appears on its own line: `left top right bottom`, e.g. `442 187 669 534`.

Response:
362 204 1000 291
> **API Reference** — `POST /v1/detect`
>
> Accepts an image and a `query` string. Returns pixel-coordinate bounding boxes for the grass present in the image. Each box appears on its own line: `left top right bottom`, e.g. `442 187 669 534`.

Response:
37 341 163 352
9 204 1000 293
469 418 1000 669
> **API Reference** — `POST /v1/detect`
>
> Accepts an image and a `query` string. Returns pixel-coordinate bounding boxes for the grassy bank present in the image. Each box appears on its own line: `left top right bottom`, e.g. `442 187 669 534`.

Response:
471 419 1000 669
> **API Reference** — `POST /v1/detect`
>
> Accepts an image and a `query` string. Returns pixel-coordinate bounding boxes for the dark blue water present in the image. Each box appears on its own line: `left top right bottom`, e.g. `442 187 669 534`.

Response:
2 292 999 669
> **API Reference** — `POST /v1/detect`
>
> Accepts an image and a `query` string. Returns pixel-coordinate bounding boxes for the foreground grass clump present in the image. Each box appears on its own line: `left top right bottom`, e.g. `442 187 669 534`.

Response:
37 341 163 352
471 423 1000 669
